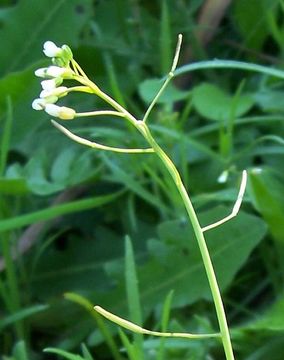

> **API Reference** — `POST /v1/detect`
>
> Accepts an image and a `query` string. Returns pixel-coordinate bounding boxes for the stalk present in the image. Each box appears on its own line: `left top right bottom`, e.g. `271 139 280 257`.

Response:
135 121 235 360
38 39 237 359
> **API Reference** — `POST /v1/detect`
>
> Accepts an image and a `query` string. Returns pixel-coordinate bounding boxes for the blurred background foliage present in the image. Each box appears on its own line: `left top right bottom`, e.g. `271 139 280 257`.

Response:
0 0 284 359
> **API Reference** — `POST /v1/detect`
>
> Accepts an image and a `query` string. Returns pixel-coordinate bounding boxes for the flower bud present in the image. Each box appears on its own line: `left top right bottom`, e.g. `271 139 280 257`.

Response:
35 66 73 79
40 86 68 99
35 68 48 78
41 78 63 90
62 45 73 61
45 66 71 78
45 104 76 120
32 98 46 110
32 95 58 110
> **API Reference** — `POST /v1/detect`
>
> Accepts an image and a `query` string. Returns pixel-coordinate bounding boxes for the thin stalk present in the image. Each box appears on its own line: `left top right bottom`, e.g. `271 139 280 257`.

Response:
74 75 235 358
73 75 137 126
75 110 126 118
135 120 235 360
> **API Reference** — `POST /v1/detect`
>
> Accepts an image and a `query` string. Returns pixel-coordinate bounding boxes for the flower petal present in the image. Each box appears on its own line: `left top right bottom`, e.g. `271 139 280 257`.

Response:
43 41 62 57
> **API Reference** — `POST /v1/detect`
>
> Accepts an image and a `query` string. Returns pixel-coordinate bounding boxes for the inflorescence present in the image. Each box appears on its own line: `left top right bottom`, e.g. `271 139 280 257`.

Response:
32 41 79 120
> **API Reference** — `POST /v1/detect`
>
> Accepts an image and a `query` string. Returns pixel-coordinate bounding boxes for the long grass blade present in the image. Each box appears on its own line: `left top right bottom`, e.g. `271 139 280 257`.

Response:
125 235 144 360
0 191 123 233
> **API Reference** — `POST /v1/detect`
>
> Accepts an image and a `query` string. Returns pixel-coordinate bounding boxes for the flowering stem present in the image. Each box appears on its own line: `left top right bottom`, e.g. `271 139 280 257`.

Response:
95 306 220 339
73 72 235 359
134 120 235 360
35 39 236 359
73 75 138 125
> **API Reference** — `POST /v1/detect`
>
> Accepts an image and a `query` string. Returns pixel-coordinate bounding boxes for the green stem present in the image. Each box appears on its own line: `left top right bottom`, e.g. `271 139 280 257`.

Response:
71 66 235 359
136 121 235 360
73 75 137 126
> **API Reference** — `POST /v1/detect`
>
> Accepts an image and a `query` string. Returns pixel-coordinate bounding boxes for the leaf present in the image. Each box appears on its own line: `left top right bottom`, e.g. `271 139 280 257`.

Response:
99 206 267 316
254 90 284 112
233 0 270 50
139 78 189 105
0 304 49 331
16 148 97 195
248 169 284 243
0 178 28 195
125 236 144 358
43 348 84 360
138 206 267 308
244 295 284 331
102 154 170 214
12 341 29 360
0 191 123 233
192 83 254 121
0 0 93 76
81 344 95 360
31 225 126 298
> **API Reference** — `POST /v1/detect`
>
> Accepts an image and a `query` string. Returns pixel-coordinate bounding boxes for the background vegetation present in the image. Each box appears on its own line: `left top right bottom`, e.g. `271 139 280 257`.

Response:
1 0 284 359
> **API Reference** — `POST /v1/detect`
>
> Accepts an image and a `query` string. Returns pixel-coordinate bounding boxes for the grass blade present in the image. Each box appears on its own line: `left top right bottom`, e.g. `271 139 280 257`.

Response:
0 97 12 176
0 191 123 233
125 235 144 360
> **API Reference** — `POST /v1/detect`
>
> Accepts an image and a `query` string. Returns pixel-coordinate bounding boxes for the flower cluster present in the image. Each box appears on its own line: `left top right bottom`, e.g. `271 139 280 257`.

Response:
32 41 76 120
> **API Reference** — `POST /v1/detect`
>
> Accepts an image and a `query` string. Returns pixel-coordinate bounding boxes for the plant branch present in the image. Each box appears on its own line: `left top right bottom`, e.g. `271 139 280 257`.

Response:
94 306 220 340
202 170 247 232
142 34 182 123
135 120 235 360
51 120 154 154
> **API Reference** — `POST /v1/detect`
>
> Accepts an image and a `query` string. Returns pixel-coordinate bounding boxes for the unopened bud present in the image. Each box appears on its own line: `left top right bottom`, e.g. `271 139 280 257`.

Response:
40 86 68 99
45 104 76 120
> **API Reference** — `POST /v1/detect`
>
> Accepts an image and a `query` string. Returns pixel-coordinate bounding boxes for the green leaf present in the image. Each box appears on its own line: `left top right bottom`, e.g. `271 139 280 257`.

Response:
244 295 284 331
0 62 50 148
254 90 284 112
81 344 95 360
139 206 267 308
102 155 170 214
0 178 28 195
125 236 144 360
192 83 254 121
15 149 97 195
12 341 29 360
43 348 84 360
0 0 93 75
139 78 189 105
0 191 123 233
233 0 270 50
0 97 12 176
0 304 49 331
248 169 284 243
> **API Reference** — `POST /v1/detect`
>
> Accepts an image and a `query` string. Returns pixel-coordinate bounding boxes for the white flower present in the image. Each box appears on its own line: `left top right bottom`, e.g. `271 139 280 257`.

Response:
47 66 73 78
45 104 76 120
40 86 68 99
35 66 73 79
32 98 46 110
32 95 58 110
43 41 62 58
41 78 63 90
35 68 48 78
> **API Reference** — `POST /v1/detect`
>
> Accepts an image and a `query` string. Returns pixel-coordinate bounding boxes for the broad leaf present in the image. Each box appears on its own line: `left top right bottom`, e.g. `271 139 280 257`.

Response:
139 78 189 105
0 0 93 76
139 206 267 308
192 83 254 121
248 169 284 244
